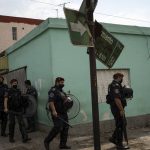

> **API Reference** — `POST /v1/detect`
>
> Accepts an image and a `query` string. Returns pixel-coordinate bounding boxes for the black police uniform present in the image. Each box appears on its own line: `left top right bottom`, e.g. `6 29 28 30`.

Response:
26 86 38 132
44 86 69 149
26 86 38 99
0 83 8 136
6 87 29 142
109 80 127 146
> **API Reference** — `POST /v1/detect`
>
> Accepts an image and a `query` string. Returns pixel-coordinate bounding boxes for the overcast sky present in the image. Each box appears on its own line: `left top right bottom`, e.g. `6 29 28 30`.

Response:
0 0 150 27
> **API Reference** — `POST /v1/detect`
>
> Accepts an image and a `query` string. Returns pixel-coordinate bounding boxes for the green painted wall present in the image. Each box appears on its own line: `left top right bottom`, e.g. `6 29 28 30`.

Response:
7 18 150 125
8 30 53 125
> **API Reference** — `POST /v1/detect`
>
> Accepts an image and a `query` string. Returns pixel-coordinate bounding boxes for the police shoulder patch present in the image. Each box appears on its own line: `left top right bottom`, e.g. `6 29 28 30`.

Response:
114 89 120 94
49 92 54 98
115 83 119 86
51 87 56 92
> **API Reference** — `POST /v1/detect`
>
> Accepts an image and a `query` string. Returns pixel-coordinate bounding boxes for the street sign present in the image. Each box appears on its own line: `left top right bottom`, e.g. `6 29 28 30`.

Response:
94 21 124 68
79 0 98 13
64 7 93 46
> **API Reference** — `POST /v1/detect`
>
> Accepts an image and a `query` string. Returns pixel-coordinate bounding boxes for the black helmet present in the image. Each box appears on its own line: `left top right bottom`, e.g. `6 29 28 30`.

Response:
63 96 73 111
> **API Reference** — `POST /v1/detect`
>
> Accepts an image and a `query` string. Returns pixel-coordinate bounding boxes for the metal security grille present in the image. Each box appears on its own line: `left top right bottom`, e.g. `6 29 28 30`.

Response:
97 69 130 103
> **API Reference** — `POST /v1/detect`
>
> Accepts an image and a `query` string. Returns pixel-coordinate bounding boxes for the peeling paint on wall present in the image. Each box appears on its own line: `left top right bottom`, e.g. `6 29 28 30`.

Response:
80 109 88 122
35 78 44 96
102 111 111 120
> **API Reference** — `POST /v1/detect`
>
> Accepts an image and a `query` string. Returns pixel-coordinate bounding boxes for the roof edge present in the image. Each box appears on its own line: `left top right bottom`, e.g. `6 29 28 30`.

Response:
7 18 49 55
0 15 43 25
6 18 150 55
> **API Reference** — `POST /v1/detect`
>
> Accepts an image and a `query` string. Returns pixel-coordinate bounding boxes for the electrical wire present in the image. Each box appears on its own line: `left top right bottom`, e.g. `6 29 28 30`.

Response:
29 0 57 6
95 12 150 24
14 0 150 25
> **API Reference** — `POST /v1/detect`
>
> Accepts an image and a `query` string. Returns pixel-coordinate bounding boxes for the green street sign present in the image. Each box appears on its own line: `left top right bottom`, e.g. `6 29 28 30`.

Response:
94 21 124 68
64 7 93 46
79 0 98 13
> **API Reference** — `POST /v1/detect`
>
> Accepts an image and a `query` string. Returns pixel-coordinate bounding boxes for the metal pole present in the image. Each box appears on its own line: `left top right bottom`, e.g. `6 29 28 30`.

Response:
54 9 58 18
86 0 101 150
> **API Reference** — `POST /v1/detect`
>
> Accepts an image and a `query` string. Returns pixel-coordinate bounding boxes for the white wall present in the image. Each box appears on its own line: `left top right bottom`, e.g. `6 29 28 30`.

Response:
0 22 38 52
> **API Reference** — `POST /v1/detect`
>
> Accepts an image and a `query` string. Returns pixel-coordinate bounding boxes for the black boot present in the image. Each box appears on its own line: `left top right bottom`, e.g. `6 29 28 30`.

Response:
1 133 8 137
22 137 31 143
9 138 15 143
109 137 117 145
117 143 129 149
59 145 71 149
44 141 50 150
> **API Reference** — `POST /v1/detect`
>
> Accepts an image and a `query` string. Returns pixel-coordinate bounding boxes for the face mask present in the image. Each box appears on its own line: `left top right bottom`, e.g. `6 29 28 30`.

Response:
13 85 17 89
119 79 123 83
59 84 64 88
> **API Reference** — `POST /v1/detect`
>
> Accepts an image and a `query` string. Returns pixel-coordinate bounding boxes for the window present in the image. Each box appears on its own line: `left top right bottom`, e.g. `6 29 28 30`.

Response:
12 27 17 40
97 69 130 103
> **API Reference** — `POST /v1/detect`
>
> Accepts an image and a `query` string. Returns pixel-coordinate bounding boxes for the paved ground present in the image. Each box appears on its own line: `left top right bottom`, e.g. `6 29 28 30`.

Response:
0 127 150 150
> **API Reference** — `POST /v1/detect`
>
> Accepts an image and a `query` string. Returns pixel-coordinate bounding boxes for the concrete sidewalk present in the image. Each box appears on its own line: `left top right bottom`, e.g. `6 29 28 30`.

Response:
0 127 150 150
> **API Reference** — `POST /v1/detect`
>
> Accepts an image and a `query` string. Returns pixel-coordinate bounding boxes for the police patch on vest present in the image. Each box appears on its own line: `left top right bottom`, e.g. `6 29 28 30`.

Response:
114 89 119 94
49 92 54 98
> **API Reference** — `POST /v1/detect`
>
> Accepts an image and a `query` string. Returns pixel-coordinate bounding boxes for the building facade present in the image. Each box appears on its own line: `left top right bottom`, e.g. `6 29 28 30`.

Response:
0 15 43 52
5 18 150 128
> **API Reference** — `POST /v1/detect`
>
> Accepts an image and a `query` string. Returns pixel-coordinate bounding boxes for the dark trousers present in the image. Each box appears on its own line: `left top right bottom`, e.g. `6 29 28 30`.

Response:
44 114 69 146
27 115 36 130
9 112 28 140
0 111 8 135
111 106 127 144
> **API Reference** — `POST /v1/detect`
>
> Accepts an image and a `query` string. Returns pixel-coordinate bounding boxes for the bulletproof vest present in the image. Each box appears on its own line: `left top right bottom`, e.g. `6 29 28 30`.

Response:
50 87 67 113
8 88 22 110
106 81 126 107
0 84 7 97
112 81 127 107
0 84 7 107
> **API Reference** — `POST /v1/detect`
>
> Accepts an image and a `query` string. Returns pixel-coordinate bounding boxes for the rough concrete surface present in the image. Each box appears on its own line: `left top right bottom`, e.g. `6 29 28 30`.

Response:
0 127 150 150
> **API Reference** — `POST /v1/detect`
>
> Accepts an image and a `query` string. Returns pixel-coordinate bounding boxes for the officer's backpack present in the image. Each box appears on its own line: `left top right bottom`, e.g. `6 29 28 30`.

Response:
106 83 113 104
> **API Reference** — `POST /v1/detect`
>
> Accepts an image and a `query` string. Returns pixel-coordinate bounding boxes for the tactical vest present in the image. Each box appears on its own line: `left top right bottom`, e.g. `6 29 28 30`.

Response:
106 81 127 107
0 84 7 109
8 88 22 111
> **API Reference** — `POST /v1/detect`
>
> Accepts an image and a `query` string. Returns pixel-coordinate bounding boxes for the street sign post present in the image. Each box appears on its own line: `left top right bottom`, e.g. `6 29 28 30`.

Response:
86 0 101 150
64 0 124 150
94 21 124 68
64 8 93 46
79 0 98 13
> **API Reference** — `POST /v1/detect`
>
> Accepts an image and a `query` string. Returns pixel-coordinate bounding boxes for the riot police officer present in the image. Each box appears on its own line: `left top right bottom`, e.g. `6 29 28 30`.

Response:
4 79 31 143
25 80 38 99
0 76 8 137
44 77 71 150
24 80 38 132
108 73 127 149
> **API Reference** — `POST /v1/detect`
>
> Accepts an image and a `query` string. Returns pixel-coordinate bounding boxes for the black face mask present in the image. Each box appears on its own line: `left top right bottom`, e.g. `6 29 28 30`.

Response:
13 85 17 89
59 84 64 89
119 79 123 83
